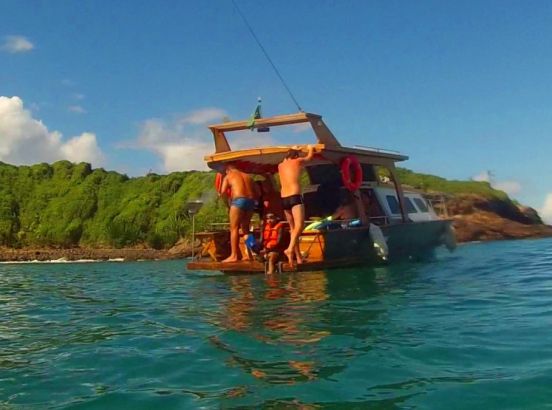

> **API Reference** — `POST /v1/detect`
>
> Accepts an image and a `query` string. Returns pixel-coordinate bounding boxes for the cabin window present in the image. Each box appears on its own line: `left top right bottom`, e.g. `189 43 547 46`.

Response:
405 197 418 213
413 197 429 212
386 195 400 214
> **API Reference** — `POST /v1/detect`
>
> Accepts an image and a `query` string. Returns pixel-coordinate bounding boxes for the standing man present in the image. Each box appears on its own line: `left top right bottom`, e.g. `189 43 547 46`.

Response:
278 145 315 266
219 164 257 263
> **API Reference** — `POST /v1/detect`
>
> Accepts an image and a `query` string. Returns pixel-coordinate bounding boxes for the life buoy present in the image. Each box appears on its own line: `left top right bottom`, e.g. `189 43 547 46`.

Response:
341 155 363 191
215 172 231 197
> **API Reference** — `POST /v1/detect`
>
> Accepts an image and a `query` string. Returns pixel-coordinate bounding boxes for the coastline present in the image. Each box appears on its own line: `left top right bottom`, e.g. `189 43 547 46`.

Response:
2 221 552 263
0 246 192 263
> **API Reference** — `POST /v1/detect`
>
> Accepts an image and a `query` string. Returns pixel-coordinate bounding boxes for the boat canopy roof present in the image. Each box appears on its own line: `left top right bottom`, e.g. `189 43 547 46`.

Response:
205 112 408 174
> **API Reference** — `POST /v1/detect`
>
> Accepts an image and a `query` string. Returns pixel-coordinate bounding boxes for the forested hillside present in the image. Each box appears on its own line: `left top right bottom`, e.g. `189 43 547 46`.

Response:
0 161 546 249
0 161 227 248
395 168 509 199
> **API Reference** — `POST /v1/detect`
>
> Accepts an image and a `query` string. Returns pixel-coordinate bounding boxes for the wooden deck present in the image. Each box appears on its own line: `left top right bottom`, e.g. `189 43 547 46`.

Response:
187 257 369 274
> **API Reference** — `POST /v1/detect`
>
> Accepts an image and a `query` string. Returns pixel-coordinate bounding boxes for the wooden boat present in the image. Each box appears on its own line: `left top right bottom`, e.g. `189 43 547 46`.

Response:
187 112 455 274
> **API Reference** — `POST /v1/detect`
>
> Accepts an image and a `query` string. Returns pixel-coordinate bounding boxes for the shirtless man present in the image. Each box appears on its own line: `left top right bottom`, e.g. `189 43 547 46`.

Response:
219 164 257 263
277 145 315 266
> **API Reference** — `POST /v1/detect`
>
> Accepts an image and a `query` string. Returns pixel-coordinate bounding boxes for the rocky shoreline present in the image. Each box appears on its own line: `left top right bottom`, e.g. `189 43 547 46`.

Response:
446 194 552 242
452 214 552 242
0 246 193 263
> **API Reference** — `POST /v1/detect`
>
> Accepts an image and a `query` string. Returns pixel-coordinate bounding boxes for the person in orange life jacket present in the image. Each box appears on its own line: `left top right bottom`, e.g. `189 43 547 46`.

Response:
261 213 286 275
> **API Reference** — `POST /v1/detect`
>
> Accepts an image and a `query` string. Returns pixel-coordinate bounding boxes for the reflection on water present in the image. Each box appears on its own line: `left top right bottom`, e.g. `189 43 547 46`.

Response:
204 265 419 392
2 240 552 408
210 272 333 386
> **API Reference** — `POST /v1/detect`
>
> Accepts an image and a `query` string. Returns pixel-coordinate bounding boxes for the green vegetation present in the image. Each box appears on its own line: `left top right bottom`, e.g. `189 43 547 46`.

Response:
0 161 227 248
0 160 520 249
393 167 510 200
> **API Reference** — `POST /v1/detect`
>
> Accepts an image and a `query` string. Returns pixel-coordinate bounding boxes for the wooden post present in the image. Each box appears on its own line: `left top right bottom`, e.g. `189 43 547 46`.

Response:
388 167 408 223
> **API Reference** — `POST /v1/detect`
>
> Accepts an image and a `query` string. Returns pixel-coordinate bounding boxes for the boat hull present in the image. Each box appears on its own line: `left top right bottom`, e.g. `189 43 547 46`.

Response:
187 219 453 274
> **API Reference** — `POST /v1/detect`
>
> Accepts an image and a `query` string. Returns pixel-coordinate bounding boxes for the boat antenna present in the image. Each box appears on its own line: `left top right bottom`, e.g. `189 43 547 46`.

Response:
231 0 303 112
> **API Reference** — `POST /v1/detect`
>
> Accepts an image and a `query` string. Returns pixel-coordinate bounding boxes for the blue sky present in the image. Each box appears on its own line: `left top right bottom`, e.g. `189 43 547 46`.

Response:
1 0 551 221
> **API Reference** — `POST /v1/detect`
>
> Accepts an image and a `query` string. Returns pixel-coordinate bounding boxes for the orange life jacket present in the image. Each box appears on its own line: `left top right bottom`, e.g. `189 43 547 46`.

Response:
263 222 284 250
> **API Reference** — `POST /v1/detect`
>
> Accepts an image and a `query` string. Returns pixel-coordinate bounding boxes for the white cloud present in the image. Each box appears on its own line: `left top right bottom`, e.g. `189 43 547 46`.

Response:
541 194 552 225
134 111 222 172
60 132 103 163
179 108 227 125
1 35 34 53
472 170 522 196
472 170 491 182
131 108 275 172
68 105 86 114
493 181 522 196
0 96 104 166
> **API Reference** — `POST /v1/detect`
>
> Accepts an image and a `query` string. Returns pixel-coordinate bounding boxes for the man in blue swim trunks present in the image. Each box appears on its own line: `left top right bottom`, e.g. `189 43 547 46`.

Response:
219 164 257 262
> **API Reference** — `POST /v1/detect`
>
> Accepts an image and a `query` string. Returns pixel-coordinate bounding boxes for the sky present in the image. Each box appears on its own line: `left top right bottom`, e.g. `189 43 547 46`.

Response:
1 0 551 222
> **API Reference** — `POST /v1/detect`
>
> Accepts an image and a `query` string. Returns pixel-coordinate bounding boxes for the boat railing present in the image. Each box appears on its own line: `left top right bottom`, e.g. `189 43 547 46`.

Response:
208 215 390 234
208 222 230 231
353 145 402 155
369 215 389 225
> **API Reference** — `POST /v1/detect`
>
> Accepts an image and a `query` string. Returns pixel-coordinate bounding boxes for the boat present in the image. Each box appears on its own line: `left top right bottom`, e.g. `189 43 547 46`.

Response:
187 112 455 274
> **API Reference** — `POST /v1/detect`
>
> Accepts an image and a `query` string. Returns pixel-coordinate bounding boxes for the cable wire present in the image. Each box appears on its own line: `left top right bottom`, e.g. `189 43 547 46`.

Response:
231 0 303 112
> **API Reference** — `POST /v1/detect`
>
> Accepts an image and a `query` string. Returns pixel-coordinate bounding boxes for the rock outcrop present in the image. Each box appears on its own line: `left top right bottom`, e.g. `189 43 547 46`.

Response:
443 194 552 242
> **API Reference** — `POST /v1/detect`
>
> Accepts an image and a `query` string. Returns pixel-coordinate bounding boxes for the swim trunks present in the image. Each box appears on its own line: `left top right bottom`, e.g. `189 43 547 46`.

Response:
231 197 256 211
281 194 303 211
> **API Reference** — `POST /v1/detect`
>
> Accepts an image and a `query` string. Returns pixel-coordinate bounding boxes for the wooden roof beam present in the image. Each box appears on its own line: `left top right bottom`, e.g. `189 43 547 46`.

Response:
209 112 342 153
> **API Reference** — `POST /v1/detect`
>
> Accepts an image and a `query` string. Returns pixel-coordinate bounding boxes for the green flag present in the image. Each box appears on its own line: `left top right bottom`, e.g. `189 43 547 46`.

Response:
247 101 262 129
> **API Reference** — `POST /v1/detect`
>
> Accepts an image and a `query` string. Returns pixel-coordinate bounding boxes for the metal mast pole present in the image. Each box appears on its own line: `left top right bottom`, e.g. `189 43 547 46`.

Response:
191 214 195 260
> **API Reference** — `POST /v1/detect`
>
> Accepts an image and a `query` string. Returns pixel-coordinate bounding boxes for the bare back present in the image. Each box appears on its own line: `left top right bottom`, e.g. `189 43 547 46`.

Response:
278 158 303 197
226 169 255 199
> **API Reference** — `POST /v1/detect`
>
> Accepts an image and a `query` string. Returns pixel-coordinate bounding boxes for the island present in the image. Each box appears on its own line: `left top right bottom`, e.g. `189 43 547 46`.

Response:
1 161 550 262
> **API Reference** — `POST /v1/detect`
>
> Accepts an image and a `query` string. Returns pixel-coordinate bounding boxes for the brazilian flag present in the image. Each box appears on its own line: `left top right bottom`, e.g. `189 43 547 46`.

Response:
248 100 269 132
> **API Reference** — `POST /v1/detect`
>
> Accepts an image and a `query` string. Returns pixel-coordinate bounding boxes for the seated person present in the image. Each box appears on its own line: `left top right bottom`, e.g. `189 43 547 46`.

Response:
332 190 359 221
305 190 362 231
261 213 288 274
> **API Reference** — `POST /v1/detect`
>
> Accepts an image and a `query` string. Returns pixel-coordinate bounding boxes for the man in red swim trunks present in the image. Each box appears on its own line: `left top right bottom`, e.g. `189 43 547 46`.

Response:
219 164 257 263
277 145 314 266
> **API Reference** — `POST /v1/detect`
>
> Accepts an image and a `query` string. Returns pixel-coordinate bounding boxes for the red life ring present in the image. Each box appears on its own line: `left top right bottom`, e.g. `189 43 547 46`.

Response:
215 172 231 197
341 155 363 191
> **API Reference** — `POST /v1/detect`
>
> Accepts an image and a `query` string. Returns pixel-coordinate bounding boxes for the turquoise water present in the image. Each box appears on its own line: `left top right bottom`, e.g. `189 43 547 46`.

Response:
1 238 552 409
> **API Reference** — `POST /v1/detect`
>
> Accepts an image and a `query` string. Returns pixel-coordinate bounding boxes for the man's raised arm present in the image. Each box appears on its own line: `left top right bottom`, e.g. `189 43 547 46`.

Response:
299 145 315 163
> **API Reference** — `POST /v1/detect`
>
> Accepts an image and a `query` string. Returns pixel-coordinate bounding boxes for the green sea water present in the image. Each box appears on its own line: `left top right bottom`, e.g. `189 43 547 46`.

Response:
1 238 552 409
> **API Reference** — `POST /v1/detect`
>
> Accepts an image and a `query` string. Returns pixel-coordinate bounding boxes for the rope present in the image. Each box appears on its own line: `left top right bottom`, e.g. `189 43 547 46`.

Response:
231 0 303 112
